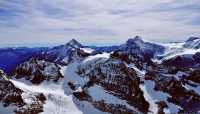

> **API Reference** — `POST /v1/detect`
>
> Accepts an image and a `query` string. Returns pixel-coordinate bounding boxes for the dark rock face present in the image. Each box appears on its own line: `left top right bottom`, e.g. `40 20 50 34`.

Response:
144 65 200 113
193 52 200 63
163 54 200 68
110 50 154 70
13 58 63 84
15 93 46 114
0 70 24 107
75 58 149 113
156 101 168 114
185 70 200 84
0 70 46 114
92 100 141 114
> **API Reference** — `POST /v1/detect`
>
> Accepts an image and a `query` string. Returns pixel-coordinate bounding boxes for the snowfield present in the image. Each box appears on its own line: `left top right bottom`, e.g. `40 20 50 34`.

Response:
10 56 110 114
11 79 83 114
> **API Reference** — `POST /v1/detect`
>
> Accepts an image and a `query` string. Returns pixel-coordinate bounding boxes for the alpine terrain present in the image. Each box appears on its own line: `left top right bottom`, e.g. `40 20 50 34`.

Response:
0 36 200 114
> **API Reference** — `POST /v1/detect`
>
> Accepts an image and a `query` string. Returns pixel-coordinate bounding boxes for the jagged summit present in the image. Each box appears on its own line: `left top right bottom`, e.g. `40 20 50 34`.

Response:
186 37 200 42
184 36 200 49
120 36 165 58
65 39 83 48
39 39 84 63
126 36 144 44
124 36 144 49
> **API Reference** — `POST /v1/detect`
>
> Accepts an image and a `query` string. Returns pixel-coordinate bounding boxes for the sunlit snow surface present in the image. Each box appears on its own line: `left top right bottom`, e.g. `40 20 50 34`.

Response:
80 48 94 53
11 79 83 114
154 42 200 63
83 52 110 63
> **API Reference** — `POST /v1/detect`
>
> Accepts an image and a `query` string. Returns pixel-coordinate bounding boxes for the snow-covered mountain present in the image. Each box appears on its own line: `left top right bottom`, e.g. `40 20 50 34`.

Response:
155 37 200 68
37 39 84 64
0 36 200 114
120 36 165 58
183 37 200 49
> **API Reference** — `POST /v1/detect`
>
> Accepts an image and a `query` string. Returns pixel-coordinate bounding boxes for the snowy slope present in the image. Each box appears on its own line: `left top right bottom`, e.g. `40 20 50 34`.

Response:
11 79 83 114
62 53 148 114
62 60 110 114
153 37 200 64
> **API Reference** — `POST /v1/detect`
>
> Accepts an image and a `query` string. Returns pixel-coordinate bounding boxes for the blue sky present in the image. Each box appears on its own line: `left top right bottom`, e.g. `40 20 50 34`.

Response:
0 0 200 45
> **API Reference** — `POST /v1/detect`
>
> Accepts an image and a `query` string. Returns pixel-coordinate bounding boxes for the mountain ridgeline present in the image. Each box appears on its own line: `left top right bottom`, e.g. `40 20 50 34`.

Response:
0 36 200 114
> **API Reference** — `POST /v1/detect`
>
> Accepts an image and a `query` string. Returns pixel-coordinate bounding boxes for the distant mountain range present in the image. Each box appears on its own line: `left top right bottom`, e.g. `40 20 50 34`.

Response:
0 36 200 114
1 36 200 73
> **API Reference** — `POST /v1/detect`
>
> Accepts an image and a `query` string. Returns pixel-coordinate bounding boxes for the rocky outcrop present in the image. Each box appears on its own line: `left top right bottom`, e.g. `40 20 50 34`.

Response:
0 70 24 107
144 65 200 113
0 70 46 114
71 57 149 114
110 50 154 70
13 58 63 84
185 69 200 84
162 53 200 68
163 55 193 67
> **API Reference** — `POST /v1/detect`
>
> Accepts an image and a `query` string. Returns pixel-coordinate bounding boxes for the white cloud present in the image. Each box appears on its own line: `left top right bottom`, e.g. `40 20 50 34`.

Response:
0 0 200 45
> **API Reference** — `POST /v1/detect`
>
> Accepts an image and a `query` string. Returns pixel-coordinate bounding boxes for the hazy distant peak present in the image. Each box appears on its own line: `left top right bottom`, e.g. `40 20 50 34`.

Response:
184 37 200 49
186 37 200 42
65 39 82 48
126 36 144 45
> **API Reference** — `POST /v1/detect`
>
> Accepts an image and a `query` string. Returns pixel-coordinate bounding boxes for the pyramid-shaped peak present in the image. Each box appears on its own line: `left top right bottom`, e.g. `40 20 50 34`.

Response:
68 39 79 44
66 39 83 48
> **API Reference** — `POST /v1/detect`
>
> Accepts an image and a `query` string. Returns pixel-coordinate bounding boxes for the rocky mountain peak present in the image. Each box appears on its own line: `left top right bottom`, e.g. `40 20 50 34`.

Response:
65 39 83 48
126 36 144 46
184 36 200 49
121 36 165 59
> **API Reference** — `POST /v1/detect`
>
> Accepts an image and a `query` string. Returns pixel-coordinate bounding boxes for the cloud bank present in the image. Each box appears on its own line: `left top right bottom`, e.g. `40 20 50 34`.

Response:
0 0 200 45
